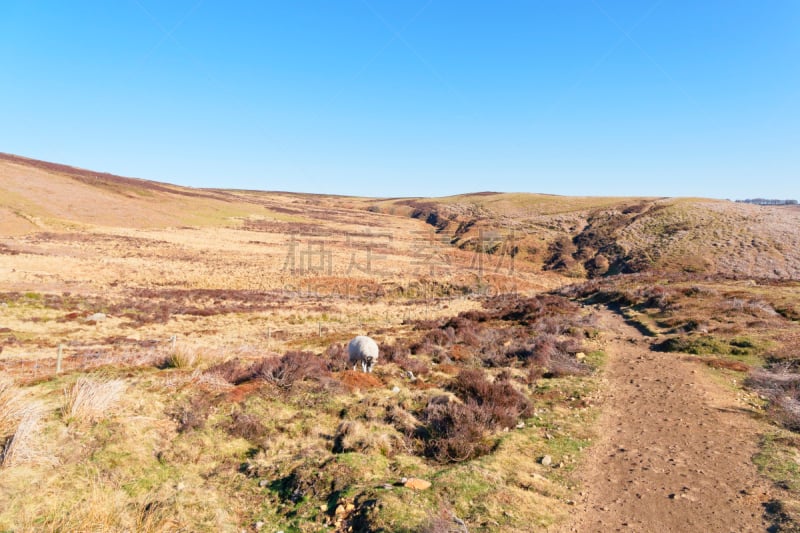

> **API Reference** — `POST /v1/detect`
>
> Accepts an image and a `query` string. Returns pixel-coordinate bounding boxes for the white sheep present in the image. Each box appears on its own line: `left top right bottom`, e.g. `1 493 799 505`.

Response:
348 335 379 373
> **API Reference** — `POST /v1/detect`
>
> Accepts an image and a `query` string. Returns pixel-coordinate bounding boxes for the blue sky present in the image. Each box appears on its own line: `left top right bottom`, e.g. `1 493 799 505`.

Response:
1 1 798 198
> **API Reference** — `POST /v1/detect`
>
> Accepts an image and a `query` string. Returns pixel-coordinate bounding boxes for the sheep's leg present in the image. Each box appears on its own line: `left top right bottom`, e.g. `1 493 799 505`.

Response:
361 360 367 372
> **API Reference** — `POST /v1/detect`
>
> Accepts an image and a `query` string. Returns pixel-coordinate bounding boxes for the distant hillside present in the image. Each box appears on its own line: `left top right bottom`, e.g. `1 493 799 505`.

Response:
2 152 798 280
0 152 255 233
375 193 800 280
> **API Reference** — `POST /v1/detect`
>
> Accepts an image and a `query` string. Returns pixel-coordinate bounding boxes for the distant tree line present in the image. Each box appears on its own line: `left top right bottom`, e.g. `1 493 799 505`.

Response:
736 198 798 206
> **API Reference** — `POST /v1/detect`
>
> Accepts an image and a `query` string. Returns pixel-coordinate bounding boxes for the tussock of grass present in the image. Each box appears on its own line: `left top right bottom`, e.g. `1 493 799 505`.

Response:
1 403 45 467
0 378 28 437
0 378 48 468
62 377 126 424
163 345 204 369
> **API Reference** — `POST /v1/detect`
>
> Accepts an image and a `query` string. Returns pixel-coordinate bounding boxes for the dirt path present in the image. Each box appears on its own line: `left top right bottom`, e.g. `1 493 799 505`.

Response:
558 308 775 532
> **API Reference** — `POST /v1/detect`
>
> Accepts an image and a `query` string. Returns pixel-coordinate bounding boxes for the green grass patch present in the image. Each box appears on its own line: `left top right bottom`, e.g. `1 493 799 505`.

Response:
754 432 800 492
657 334 766 358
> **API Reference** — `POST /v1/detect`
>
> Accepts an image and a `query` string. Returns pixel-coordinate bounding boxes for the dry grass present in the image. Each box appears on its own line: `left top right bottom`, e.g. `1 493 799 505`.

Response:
163 345 204 369
3 154 799 530
0 406 45 467
0 378 47 467
62 377 126 424
0 378 28 437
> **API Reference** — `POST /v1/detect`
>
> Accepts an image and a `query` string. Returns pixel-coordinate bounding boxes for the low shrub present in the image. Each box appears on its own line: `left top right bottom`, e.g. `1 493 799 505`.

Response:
500 334 589 376
416 369 532 463
447 369 531 428
208 351 332 389
205 358 252 385
379 340 411 362
395 355 430 376
324 343 350 372
746 364 800 431
421 399 494 463
222 410 268 442
167 393 214 433
253 351 331 389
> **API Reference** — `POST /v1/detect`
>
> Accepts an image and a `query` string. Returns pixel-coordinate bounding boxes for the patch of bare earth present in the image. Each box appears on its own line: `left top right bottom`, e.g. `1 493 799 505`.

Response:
558 309 775 532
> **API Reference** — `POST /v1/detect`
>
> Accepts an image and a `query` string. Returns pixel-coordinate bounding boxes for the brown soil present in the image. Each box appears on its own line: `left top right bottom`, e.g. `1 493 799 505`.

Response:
225 381 264 403
558 309 775 532
337 370 384 391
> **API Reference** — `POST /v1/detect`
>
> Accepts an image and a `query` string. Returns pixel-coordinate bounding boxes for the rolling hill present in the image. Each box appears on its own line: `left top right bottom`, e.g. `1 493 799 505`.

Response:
2 152 799 281
2 152 800 532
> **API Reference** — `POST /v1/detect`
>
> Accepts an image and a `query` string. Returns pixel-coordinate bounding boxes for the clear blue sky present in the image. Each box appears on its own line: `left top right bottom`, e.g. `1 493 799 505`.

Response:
1 1 798 198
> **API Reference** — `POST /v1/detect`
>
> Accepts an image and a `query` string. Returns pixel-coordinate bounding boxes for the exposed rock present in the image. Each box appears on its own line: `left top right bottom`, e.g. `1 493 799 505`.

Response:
540 455 553 466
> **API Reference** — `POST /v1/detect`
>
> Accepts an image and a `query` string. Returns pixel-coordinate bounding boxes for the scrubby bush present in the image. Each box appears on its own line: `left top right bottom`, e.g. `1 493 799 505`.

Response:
395 356 430 376
421 399 494 463
447 369 531 428
223 410 268 442
167 393 214 433
377 341 405 362
324 342 350 372
205 358 252 385
207 351 333 389
746 363 800 431
252 351 330 389
415 369 532 463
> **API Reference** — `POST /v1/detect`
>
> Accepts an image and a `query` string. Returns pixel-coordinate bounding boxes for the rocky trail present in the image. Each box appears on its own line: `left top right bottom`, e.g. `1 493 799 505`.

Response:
558 308 777 532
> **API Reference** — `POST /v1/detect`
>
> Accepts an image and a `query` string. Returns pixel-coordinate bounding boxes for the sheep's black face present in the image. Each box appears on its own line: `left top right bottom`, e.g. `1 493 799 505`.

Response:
365 356 375 372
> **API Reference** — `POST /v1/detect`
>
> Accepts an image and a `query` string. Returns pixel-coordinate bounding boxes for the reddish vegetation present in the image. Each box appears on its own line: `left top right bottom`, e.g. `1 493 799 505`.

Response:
413 368 532 463
408 293 591 376
0 244 20 255
1 289 299 331
242 219 335 236
225 381 264 403
206 351 333 390
690 357 750 373
747 364 800 431
0 152 231 201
